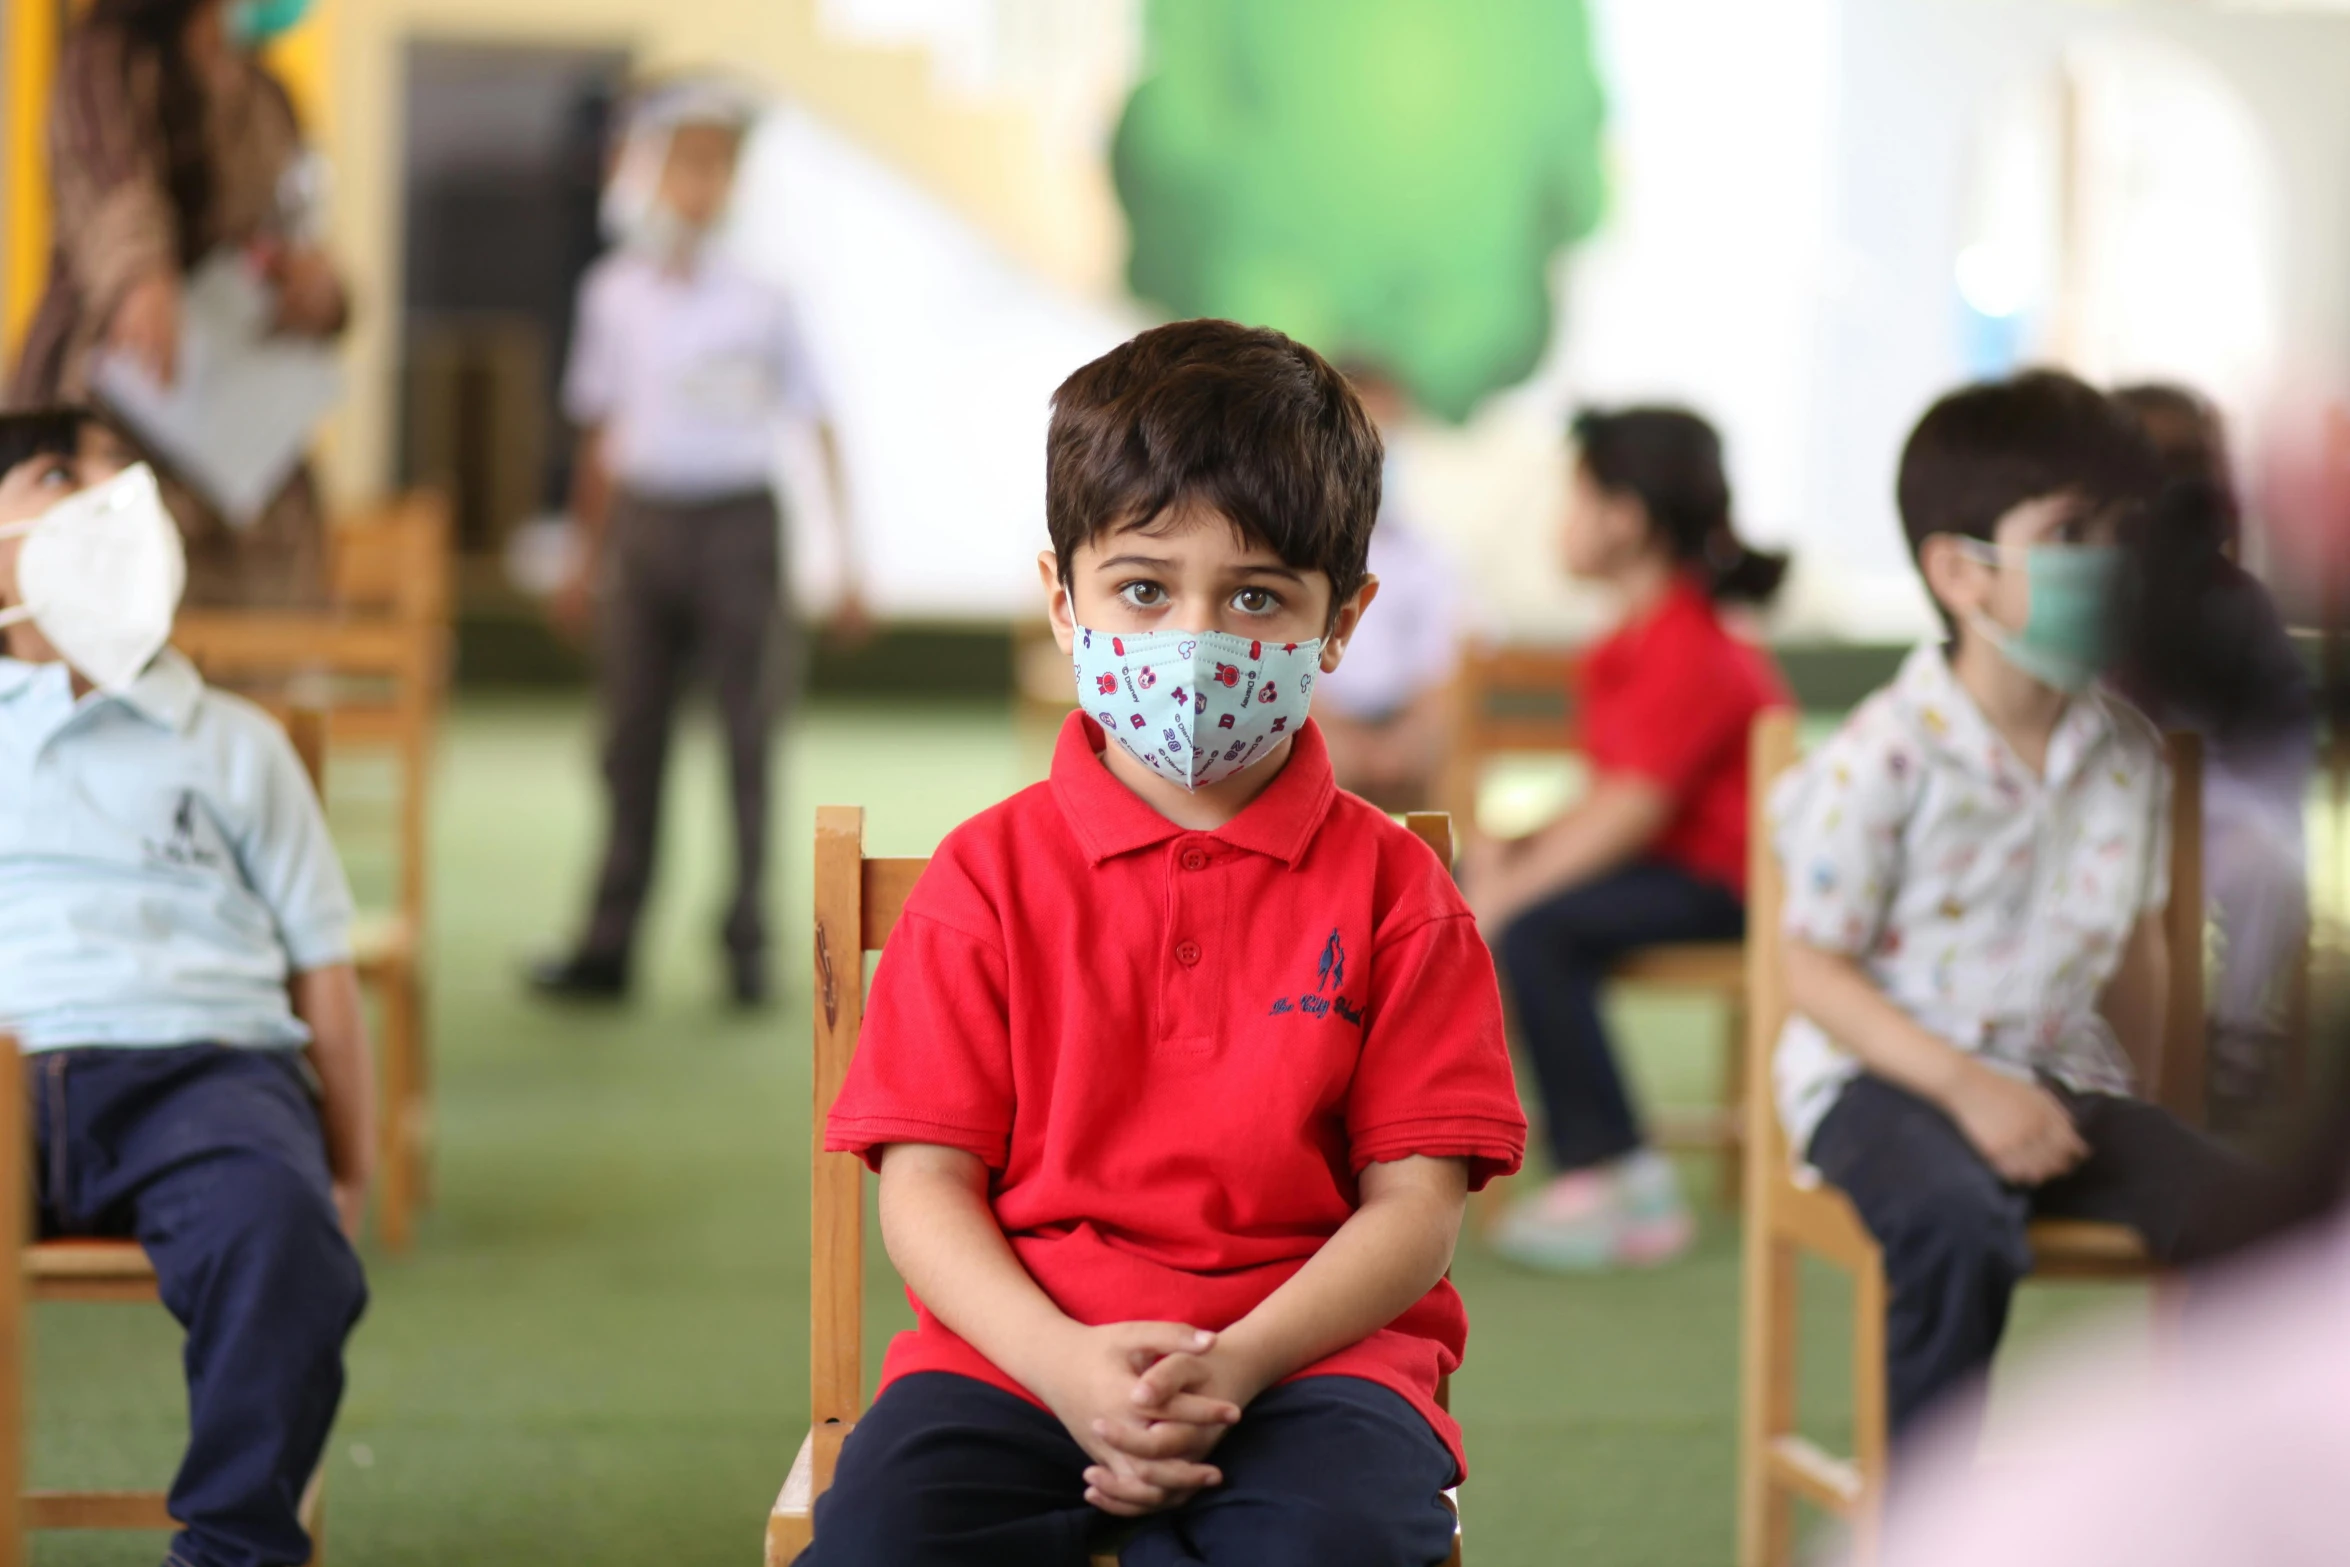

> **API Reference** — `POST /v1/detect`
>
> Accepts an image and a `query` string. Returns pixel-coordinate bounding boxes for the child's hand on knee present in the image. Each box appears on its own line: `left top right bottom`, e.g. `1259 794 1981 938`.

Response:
1945 1064 2088 1186
1036 1321 1237 1517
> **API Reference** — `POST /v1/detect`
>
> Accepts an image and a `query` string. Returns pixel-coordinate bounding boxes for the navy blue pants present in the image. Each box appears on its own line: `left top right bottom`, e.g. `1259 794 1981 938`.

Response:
1496 859 1745 1171
798 1372 1460 1567
1807 1074 2261 1443
29 1046 368 1567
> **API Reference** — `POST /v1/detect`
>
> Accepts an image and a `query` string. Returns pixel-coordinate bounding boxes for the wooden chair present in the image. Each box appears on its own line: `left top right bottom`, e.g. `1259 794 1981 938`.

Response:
0 706 332 1566
768 808 1469 1567
172 491 453 1252
1736 711 2205 1567
1445 642 1748 1203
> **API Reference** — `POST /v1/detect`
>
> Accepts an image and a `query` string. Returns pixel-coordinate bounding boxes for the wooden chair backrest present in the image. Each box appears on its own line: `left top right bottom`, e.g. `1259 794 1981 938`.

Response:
1442 644 1581 828
329 490 454 627
1743 711 2208 1173
807 807 1458 1458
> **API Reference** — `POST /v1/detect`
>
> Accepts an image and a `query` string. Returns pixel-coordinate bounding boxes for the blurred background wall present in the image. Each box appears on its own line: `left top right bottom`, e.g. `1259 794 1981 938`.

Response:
7 0 2350 653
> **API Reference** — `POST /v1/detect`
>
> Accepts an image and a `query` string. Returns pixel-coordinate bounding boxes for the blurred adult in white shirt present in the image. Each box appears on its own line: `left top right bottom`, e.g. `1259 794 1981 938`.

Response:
530 75 863 1009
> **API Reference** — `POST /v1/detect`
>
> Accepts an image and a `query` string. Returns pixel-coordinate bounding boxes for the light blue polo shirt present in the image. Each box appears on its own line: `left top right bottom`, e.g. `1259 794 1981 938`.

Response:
0 652 355 1053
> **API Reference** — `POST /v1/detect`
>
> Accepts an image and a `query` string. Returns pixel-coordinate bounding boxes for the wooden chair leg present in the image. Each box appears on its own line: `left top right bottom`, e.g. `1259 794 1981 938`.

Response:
1850 1259 1889 1567
1718 999 1747 1211
1737 1228 1798 1567
404 969 433 1212
376 971 416 1254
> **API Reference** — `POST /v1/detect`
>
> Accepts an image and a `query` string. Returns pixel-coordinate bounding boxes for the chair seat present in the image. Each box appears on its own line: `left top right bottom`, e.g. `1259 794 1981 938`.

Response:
27 1238 159 1303
1612 941 1744 990
2027 1217 2152 1276
350 909 414 972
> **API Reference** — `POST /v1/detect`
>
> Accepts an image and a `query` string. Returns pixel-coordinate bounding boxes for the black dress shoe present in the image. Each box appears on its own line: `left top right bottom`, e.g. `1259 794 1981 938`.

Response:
526 951 629 1001
728 948 771 1009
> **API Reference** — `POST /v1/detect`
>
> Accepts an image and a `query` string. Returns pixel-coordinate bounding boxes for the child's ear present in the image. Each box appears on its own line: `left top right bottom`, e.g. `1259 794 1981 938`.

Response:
1037 551 1076 654
1918 535 1986 624
1318 576 1380 674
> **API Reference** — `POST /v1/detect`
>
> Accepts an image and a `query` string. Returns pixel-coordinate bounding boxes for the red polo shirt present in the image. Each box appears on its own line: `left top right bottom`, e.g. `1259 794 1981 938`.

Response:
1581 575 1791 894
827 714 1525 1475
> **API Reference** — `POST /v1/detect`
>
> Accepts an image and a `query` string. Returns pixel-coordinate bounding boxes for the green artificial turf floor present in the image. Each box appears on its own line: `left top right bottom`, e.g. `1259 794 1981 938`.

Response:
29 697 2150 1567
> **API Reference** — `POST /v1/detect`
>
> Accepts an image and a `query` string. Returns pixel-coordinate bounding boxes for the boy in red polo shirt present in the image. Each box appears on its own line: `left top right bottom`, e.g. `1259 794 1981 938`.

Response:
803 320 1526 1567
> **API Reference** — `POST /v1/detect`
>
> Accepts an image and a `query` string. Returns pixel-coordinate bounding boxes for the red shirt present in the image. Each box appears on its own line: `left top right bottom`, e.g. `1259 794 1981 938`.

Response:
1581 576 1791 893
827 715 1526 1475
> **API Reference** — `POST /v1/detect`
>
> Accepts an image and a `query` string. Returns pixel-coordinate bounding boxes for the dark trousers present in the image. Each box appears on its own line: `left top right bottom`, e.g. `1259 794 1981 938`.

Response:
584 487 792 963
29 1045 368 1567
1496 859 1745 1171
1807 1073 2262 1442
799 1372 1460 1567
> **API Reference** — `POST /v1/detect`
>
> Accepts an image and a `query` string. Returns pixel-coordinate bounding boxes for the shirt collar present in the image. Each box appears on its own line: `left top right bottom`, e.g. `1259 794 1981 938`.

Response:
0 650 202 730
1894 642 2115 788
1048 712 1339 869
111 649 204 731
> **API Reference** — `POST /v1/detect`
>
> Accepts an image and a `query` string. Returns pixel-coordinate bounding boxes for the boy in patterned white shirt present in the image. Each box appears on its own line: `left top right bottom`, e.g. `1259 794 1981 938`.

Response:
1771 371 2261 1448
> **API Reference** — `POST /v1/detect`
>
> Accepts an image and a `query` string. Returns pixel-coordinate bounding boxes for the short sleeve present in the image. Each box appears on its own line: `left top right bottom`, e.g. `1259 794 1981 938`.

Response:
771 291 831 422
1583 629 1750 798
825 909 1014 1171
1347 910 1525 1189
233 721 355 972
1771 710 1912 958
561 264 623 426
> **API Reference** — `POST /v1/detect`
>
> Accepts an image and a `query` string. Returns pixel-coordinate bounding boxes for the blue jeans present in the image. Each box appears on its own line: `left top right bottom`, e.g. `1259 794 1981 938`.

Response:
800 1372 1460 1567
29 1045 368 1567
1496 860 1745 1172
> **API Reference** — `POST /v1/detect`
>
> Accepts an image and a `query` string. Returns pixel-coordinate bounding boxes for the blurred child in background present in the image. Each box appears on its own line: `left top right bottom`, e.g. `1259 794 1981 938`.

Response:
1773 371 2263 1450
1463 407 1789 1272
2111 382 2313 1124
1315 366 1461 811
529 76 863 1009
0 408 371 1567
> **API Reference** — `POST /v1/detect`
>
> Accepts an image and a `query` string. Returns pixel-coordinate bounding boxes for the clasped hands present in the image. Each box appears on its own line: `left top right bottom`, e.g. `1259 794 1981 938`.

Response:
1038 1320 1264 1518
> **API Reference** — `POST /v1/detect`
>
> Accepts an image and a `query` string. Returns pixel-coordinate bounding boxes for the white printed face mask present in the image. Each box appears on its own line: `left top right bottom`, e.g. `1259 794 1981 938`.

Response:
1071 624 1322 791
0 464 185 693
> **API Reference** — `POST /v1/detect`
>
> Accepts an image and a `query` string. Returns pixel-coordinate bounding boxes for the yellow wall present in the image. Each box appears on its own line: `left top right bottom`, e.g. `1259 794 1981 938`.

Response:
4 0 59 362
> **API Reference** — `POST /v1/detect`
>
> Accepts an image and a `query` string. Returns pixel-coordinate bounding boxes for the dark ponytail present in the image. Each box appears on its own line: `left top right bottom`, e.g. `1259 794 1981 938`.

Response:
1572 406 1790 606
88 0 215 271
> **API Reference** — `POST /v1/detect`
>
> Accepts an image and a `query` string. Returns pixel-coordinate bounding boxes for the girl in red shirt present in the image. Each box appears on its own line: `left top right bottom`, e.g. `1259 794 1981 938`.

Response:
1463 407 1790 1271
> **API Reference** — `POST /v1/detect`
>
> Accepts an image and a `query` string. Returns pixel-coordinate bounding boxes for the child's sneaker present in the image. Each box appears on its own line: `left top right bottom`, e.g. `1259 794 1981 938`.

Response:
1491 1148 1695 1273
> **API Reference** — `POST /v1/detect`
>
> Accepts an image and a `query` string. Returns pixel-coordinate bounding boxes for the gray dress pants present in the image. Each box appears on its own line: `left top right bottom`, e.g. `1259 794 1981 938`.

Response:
582 487 794 963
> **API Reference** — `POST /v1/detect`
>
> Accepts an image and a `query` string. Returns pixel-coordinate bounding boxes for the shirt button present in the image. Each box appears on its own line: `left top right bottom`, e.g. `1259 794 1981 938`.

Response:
1175 940 1202 966
1180 848 1209 871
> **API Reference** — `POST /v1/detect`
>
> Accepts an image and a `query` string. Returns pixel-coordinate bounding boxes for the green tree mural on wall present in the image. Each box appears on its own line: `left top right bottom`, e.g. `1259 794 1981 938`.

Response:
1113 0 1608 422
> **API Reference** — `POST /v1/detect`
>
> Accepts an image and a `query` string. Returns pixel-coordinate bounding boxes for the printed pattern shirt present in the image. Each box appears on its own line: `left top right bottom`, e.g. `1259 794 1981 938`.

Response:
0 653 355 1052
1769 644 2170 1154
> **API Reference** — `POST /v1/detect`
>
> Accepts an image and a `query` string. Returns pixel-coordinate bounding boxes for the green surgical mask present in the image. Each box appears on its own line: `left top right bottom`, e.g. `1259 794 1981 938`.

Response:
1960 540 2123 693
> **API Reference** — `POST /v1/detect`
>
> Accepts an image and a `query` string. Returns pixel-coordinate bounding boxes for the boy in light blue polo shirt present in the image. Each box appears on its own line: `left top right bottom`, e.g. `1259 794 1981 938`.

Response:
0 407 371 1567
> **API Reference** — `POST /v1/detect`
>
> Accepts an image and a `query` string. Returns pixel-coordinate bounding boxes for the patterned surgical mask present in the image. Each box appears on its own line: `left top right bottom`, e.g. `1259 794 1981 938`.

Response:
0 464 186 694
1071 625 1321 791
